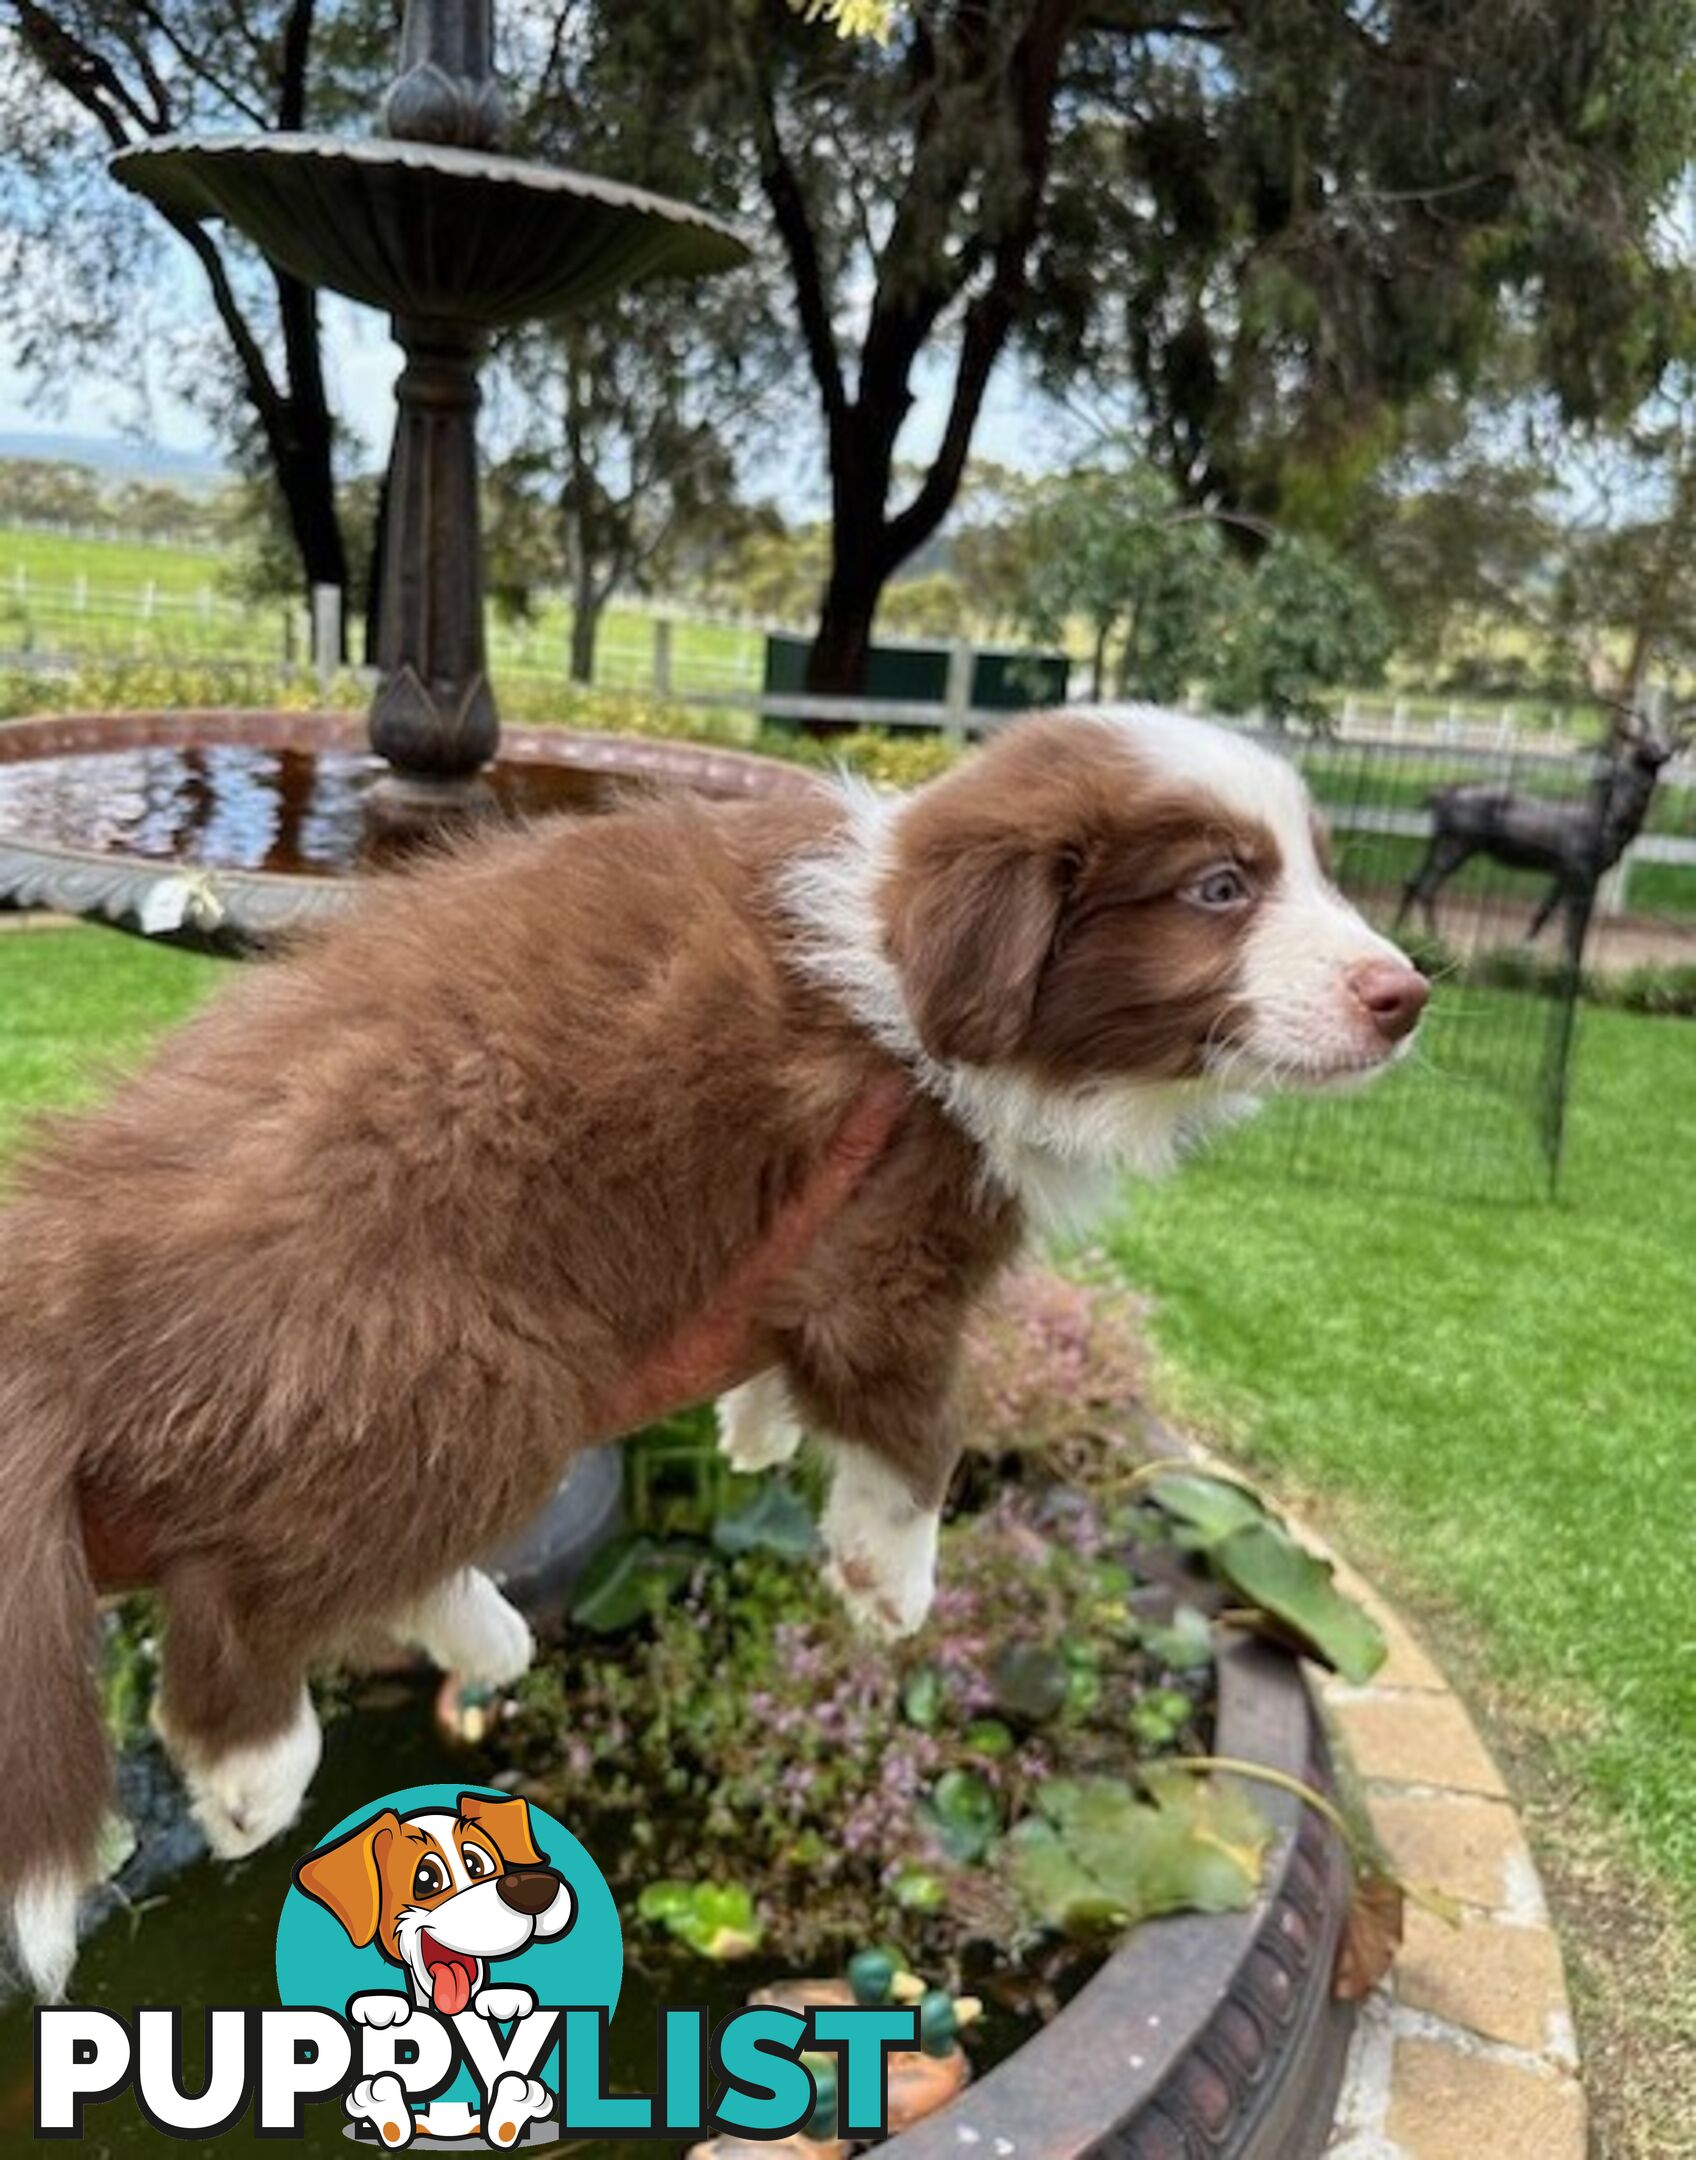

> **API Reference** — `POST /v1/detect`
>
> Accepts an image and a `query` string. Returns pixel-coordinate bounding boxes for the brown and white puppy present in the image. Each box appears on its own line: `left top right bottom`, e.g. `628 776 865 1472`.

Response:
0 706 1424 2001
296 1791 570 2146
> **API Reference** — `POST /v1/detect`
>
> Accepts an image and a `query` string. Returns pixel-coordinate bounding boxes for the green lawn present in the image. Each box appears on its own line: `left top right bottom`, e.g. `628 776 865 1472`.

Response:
1095 999 1696 1906
0 523 224 594
0 927 223 1150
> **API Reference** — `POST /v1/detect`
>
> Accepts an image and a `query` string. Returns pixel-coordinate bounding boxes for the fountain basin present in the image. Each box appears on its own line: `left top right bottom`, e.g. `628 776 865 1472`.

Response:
0 708 819 952
112 135 749 323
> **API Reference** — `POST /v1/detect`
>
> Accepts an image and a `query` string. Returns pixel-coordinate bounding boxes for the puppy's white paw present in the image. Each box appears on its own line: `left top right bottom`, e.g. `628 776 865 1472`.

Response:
821 1447 939 1640
406 1569 535 1688
473 1984 536 2024
347 2073 415 2148
349 1992 413 2029
823 1548 935 1640
11 1869 80 2004
187 1689 322 1860
485 2072 552 2148
716 1371 804 1474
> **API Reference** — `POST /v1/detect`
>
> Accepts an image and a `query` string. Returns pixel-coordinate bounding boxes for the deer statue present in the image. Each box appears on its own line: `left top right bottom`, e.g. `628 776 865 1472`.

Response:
1396 710 1687 956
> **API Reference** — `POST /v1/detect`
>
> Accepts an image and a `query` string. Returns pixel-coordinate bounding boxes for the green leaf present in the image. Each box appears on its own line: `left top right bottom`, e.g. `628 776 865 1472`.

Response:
1062 1639 1102 1715
846 1948 897 2006
1090 1559 1135 1602
1141 1602 1216 1673
1003 1772 1269 1940
990 1642 1071 1725
891 1867 945 1911
902 1665 945 1730
803 2064 839 2143
963 1717 1015 1758
637 1879 762 1960
917 1988 959 2057
1146 1471 1266 1547
710 1478 818 1561
1212 1522 1387 1683
635 1880 693 1923
924 1769 1001 1863
569 1534 698 1634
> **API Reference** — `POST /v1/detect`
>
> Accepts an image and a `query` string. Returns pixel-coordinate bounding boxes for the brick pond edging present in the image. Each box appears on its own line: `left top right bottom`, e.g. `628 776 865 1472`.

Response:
1172 1441 1585 2160
1316 1557 1585 2158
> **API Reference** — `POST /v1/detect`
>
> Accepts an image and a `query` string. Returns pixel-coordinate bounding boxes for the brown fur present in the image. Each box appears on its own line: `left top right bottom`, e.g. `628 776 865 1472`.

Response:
0 709 1370 1956
0 785 1016 1929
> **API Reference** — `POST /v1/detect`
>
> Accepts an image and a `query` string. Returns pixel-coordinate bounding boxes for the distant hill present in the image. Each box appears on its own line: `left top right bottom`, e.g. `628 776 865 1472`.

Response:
0 430 225 487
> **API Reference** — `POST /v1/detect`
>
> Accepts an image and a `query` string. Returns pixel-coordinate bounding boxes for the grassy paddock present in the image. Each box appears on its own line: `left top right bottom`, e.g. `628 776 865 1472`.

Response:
0 522 768 686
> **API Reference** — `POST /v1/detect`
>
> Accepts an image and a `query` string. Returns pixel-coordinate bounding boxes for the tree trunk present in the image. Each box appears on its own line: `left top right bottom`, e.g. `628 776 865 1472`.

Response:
1622 449 1694 708
275 441 348 650
364 458 392 667
273 271 349 654
569 554 600 684
805 571 880 699
1090 622 1109 701
804 422 895 702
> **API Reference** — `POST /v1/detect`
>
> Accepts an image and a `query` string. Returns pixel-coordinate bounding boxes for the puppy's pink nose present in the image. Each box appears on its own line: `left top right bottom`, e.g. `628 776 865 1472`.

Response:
1347 958 1429 1042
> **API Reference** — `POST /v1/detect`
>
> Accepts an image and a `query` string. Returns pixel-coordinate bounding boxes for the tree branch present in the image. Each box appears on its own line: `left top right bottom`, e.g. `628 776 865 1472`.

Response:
125 1 272 128
165 210 286 433
745 58 848 430
277 0 317 131
885 0 1081 564
13 1 159 145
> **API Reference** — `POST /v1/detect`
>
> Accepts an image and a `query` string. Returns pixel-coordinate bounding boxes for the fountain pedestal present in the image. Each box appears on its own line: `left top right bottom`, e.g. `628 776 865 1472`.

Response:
369 318 498 789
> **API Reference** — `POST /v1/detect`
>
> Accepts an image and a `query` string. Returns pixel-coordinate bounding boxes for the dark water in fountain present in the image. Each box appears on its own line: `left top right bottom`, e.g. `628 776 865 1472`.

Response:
0 744 622 877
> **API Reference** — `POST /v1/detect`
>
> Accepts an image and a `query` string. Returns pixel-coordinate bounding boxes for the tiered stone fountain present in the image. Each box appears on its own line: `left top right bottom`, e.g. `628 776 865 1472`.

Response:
0 0 812 953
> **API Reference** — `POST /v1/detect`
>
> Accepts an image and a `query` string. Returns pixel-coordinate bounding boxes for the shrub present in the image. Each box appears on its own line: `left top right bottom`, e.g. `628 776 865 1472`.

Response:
1594 961 1696 1018
962 1269 1148 1469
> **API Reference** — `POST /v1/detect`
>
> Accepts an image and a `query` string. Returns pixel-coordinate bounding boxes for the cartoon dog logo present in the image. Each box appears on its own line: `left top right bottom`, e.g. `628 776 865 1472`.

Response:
295 1791 575 2147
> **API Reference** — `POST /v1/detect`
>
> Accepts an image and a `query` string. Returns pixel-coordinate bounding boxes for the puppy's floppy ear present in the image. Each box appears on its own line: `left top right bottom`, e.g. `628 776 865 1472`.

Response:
294 1809 402 1947
883 826 1073 1065
457 1791 546 1870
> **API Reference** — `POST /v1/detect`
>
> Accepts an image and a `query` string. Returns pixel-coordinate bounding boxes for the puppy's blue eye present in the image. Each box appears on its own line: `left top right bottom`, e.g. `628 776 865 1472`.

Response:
1184 865 1252 910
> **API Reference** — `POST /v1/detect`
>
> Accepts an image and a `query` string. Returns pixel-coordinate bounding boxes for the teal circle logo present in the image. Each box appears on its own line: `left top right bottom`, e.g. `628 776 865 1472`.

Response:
276 1784 621 2146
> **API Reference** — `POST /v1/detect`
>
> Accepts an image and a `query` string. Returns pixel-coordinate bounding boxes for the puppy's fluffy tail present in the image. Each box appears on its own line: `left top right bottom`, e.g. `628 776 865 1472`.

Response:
0 1375 109 2001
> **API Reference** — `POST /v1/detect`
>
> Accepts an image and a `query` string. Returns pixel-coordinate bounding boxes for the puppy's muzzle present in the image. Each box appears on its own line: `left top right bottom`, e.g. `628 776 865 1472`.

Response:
497 1866 565 1915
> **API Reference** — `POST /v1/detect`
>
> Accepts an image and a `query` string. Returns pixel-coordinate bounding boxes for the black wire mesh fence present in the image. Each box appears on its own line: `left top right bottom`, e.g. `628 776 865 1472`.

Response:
1265 731 1620 1202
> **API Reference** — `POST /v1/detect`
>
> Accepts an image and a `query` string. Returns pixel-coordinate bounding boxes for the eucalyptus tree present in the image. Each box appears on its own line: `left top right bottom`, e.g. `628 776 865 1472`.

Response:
1031 1 1693 531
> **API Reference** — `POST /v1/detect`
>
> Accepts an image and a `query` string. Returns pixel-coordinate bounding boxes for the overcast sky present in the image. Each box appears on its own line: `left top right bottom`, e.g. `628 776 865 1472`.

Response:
0 288 1088 518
